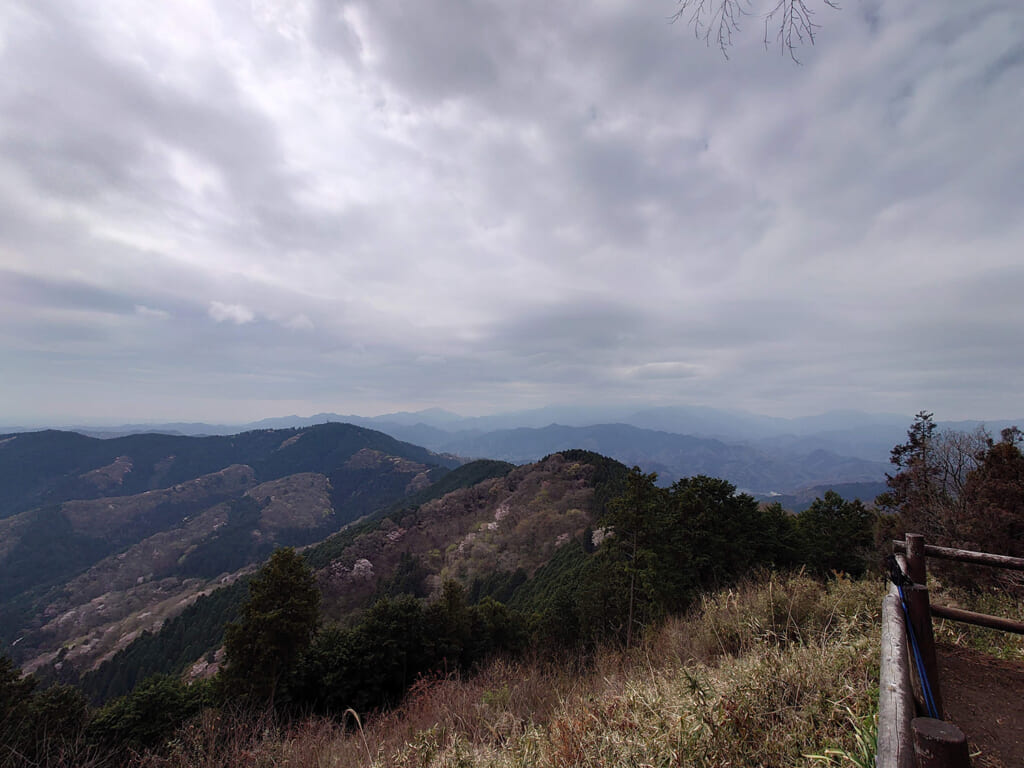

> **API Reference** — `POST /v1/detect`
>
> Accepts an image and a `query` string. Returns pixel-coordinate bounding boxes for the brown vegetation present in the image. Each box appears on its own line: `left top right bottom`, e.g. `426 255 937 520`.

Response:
132 573 883 768
247 473 333 530
61 465 256 537
316 455 597 620
78 456 134 492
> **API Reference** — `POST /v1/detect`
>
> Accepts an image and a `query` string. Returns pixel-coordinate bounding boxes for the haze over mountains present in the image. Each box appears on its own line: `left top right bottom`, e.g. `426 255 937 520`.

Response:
5 403 915 442
10 405 1020 497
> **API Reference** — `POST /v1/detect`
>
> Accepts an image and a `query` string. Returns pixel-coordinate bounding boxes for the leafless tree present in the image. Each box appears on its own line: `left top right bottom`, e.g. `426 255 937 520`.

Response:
671 0 840 61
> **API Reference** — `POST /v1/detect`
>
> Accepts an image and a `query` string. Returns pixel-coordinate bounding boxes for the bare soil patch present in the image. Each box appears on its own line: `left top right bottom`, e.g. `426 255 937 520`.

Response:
937 643 1024 768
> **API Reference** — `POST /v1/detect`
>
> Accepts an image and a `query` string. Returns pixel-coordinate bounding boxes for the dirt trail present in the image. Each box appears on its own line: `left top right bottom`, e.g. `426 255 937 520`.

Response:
937 643 1024 768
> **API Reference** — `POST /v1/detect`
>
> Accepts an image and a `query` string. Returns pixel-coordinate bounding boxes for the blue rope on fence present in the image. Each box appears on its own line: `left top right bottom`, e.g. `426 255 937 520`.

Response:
897 582 940 720
886 554 940 720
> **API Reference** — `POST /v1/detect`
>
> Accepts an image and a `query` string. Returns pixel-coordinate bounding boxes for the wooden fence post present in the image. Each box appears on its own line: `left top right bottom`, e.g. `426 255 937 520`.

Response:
911 717 971 767
906 533 927 584
903 534 943 719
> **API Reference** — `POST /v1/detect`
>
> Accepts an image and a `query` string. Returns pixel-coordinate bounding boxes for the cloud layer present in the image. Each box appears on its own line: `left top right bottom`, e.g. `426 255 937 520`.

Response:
2 0 1022 424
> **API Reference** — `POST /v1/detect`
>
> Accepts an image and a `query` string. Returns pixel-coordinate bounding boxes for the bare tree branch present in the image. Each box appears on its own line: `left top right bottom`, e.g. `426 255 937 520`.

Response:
671 0 840 61
671 0 752 59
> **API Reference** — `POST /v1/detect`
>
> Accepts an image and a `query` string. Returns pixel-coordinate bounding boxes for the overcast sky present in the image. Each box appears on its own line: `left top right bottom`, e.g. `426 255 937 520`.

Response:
2 0 1022 426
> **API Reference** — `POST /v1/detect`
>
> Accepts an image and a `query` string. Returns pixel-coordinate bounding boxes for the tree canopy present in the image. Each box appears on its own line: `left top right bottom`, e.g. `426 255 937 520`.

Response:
797 490 874 577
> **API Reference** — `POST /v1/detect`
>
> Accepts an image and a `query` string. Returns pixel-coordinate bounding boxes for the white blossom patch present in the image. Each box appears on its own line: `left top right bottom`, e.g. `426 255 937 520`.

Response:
458 531 477 554
591 527 613 547
351 558 374 580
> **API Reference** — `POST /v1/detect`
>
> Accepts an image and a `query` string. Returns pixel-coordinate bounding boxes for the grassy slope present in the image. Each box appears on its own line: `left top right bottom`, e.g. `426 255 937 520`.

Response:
131 572 886 768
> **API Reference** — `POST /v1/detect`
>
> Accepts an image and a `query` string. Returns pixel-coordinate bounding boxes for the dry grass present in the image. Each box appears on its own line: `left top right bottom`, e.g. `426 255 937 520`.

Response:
120 572 884 768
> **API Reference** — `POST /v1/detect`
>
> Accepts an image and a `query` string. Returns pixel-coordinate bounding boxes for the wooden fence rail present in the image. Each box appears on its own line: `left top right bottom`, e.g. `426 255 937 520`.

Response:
892 541 1024 572
892 536 1024 635
876 533 1023 768
878 589 916 768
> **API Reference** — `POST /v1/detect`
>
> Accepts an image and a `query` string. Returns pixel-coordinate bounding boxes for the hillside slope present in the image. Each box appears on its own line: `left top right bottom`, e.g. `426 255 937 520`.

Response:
0 423 457 519
76 452 621 701
312 450 624 622
0 423 457 672
75 573 885 768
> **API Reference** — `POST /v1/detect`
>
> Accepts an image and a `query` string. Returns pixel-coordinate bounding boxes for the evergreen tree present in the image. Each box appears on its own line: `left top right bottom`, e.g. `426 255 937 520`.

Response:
1 656 91 763
876 411 987 542
292 595 431 714
0 654 36 721
757 501 802 568
593 467 667 646
88 674 212 752
960 428 1024 576
221 547 320 705
425 580 474 667
796 491 875 576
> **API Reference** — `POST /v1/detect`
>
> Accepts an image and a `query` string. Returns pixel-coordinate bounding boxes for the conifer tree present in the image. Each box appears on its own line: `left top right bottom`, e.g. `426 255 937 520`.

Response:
797 491 875 576
597 467 666 646
221 547 320 705
961 428 1024 560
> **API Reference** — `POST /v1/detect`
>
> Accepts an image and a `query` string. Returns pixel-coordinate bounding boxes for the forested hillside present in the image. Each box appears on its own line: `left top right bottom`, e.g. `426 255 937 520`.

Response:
78 458 517 702
0 423 456 519
0 439 892 767
0 423 458 675
51 448 876 704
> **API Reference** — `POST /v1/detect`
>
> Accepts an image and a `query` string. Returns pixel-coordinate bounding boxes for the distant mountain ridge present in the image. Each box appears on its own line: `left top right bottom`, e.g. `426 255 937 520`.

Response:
20 406 1020 467
3 407 928 496
0 423 456 519
412 422 888 493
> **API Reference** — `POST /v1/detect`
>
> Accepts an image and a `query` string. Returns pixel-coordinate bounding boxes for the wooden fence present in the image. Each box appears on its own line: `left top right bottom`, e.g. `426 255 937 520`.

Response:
876 533 1024 768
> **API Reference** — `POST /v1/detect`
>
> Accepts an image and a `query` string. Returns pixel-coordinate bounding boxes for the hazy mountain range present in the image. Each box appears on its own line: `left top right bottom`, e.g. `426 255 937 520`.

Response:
10 405 1017 465
9 406 1019 497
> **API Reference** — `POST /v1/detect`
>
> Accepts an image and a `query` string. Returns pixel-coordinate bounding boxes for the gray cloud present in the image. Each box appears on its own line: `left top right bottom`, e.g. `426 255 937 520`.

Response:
1 0 1022 425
